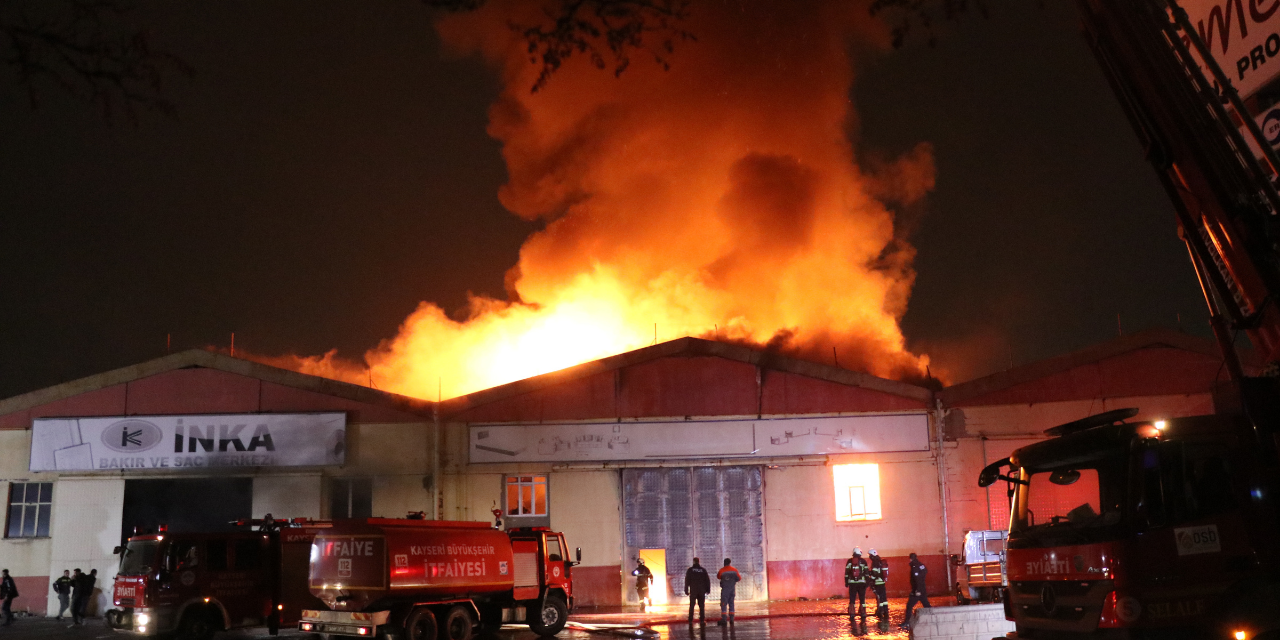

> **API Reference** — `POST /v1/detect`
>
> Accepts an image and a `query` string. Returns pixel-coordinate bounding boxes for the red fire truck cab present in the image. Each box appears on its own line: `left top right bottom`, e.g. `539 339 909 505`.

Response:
980 406 1280 638
106 517 328 639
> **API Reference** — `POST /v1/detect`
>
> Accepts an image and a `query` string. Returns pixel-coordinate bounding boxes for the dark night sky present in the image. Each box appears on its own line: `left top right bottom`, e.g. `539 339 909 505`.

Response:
0 1 1208 399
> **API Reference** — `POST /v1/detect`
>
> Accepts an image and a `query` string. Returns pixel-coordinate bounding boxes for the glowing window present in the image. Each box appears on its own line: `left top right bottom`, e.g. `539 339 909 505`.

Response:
833 464 882 521
506 475 548 516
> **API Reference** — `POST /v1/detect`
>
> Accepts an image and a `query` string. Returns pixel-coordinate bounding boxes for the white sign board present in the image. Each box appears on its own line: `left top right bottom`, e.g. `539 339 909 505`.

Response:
1178 0 1280 100
30 413 346 472
469 413 929 463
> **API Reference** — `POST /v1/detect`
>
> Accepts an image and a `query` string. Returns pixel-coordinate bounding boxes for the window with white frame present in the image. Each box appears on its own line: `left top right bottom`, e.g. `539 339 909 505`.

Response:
7 482 52 538
505 475 548 517
833 464 882 521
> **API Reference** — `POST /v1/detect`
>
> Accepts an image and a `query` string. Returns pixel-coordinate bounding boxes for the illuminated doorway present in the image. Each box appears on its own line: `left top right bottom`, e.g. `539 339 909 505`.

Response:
638 548 668 605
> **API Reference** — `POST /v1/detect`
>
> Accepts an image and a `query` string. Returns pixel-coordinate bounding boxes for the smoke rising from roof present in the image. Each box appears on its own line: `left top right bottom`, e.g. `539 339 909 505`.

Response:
269 0 938 398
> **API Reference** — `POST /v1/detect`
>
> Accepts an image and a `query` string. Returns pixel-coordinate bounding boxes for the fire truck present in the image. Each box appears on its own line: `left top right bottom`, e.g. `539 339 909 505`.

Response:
105 516 328 639
299 517 578 640
974 1 1280 638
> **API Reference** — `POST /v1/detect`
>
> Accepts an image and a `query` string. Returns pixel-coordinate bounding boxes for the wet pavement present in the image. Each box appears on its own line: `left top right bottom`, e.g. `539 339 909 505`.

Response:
0 598 929 640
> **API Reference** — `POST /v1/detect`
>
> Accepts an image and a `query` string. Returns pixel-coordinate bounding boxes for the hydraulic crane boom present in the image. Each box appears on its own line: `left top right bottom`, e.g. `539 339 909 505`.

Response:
1078 0 1280 377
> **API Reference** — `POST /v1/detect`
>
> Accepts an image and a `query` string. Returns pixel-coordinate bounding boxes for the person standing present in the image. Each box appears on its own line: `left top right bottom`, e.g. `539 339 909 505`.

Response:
631 559 653 612
1 569 17 626
845 547 869 618
684 557 711 624
867 549 889 622
715 558 740 626
69 568 87 626
901 553 932 629
83 570 98 619
52 570 73 621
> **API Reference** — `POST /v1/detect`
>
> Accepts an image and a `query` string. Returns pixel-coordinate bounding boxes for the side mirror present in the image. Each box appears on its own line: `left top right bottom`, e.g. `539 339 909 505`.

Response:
112 546 123 555
1049 469 1081 486
575 547 582 566
978 458 1011 488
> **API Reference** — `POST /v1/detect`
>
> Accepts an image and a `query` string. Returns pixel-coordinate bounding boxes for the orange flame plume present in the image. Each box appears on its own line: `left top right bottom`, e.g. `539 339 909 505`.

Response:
269 0 936 399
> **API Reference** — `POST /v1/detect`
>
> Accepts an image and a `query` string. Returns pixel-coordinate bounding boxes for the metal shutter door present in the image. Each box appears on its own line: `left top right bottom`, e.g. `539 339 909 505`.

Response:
623 466 766 602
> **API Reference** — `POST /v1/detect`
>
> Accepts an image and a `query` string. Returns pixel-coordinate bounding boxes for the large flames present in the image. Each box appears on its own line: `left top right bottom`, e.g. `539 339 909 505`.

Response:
272 0 937 400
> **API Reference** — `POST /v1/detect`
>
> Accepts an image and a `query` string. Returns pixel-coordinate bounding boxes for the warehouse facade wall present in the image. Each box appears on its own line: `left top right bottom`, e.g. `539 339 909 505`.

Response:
0 351 435 617
437 339 947 606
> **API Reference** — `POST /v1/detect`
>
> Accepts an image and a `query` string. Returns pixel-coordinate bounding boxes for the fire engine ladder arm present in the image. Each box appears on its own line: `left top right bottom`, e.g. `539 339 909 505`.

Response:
1079 0 1280 368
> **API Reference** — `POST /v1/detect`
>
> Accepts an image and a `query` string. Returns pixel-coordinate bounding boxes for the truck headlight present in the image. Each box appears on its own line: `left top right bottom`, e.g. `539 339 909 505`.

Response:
136 613 150 626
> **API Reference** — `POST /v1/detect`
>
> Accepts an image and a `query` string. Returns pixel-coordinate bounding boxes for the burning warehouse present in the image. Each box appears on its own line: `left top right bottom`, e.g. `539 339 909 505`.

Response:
0 326 1239 614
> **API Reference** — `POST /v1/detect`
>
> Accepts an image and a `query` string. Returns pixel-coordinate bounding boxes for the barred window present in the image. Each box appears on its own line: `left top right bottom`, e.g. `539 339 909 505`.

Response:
7 482 52 538
505 475 547 517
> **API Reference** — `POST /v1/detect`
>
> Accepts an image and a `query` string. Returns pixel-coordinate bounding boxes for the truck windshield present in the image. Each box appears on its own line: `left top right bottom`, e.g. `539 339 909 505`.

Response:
119 540 161 576
1012 456 1126 534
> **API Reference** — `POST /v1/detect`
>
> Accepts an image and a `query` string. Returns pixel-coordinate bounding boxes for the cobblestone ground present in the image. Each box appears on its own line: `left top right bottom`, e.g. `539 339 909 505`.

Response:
0 598 931 640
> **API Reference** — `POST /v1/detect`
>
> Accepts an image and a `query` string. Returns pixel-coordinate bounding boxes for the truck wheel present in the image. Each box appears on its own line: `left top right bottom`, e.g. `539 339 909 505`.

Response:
177 608 217 640
527 596 568 637
405 607 437 640
441 606 473 640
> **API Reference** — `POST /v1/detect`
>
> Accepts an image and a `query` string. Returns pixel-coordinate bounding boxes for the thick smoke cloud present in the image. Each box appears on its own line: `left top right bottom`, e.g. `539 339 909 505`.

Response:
272 0 938 398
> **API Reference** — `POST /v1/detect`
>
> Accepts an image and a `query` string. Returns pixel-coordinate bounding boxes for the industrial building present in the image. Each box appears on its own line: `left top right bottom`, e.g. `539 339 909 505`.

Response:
0 328 1241 615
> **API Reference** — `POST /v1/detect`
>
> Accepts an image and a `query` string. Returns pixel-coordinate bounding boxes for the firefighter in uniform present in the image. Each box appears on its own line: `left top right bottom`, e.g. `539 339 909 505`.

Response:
901 552 931 629
867 549 889 624
845 547 869 618
631 559 654 612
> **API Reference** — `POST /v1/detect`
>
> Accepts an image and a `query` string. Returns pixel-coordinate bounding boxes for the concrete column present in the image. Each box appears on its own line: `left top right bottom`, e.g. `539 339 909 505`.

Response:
47 477 125 617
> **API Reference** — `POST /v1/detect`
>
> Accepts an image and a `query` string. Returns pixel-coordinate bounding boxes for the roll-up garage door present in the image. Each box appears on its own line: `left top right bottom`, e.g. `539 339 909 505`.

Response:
622 466 766 603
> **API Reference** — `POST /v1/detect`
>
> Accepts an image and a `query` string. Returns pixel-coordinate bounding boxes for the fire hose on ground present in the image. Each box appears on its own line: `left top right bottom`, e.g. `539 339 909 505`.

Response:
564 621 661 638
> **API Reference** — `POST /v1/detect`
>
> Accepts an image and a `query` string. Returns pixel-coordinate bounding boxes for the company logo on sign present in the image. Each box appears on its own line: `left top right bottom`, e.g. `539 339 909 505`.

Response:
1116 596 1142 623
101 419 163 453
1264 109 1280 145
1175 524 1221 556
499 561 509 576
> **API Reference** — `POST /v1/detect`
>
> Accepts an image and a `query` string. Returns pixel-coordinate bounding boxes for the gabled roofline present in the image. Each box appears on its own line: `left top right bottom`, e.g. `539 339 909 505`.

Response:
0 349 435 419
438 336 933 418
938 327 1249 406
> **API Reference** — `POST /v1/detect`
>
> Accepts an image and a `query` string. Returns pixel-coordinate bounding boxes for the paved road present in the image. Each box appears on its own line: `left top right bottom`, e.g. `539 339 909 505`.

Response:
0 614 910 640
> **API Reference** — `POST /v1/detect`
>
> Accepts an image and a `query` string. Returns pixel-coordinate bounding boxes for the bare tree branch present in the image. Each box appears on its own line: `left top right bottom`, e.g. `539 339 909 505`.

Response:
869 0 991 48
0 0 191 124
427 0 694 92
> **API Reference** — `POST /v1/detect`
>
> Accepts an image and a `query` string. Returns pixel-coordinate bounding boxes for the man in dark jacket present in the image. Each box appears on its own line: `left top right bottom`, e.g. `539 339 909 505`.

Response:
69 568 88 626
901 553 932 629
52 570 73 621
684 557 711 624
1 569 17 626
845 547 868 618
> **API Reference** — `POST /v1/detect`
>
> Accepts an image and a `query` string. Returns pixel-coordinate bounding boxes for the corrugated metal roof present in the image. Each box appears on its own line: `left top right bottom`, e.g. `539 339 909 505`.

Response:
0 348 434 420
439 336 934 419
938 328 1254 406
